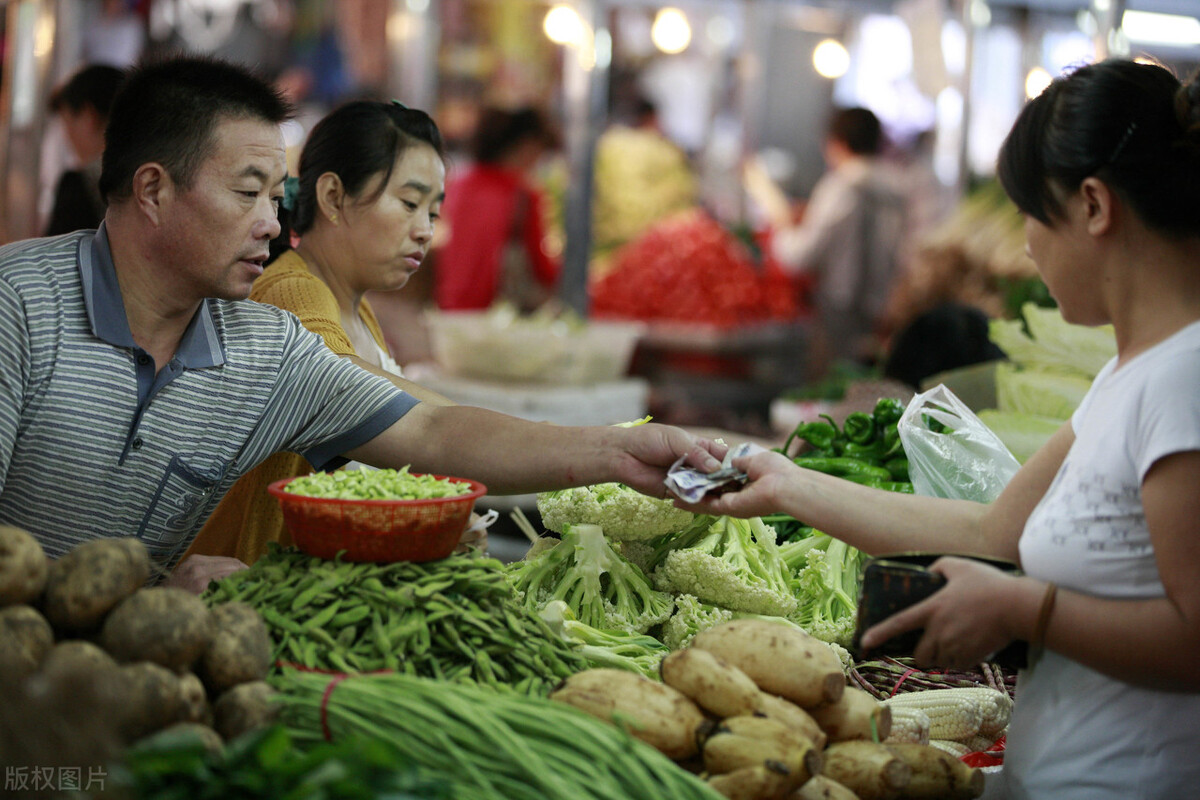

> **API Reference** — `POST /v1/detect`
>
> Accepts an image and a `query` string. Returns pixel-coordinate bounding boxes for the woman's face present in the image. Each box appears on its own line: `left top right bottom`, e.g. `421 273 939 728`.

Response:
1022 188 1105 325
342 142 445 293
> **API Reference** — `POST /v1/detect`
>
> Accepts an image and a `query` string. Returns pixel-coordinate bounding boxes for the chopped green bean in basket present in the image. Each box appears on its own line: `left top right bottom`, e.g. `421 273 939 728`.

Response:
285 466 473 500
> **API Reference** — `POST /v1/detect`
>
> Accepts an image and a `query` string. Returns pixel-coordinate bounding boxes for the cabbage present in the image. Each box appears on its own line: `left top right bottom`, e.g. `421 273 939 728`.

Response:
989 303 1116 379
977 410 1064 464
994 362 1092 420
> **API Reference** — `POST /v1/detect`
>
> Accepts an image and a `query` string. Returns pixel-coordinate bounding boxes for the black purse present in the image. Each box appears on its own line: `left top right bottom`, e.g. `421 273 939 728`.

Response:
852 552 1029 670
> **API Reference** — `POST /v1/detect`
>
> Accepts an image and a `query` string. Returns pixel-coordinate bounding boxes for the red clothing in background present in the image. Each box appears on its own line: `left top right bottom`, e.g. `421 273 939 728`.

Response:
435 164 560 310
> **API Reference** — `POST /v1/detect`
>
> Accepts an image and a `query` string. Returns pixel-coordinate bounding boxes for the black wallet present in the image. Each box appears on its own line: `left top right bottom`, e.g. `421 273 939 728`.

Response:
852 552 1029 670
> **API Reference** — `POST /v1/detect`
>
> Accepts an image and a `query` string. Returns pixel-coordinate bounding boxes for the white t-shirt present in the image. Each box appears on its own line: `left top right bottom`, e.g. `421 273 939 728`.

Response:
1004 321 1200 799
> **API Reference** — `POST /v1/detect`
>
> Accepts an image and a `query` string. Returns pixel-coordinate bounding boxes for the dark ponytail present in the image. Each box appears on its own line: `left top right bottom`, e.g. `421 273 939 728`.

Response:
998 59 1200 239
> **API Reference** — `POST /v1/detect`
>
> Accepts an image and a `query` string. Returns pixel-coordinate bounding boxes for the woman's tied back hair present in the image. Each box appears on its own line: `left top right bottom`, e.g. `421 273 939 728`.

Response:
997 58 1200 239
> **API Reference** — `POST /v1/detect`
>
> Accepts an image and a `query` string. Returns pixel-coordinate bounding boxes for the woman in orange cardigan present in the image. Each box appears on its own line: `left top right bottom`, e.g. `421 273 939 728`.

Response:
183 100 470 568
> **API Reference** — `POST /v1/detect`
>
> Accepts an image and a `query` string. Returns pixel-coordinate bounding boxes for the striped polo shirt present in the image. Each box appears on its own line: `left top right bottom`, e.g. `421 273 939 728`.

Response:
0 226 417 569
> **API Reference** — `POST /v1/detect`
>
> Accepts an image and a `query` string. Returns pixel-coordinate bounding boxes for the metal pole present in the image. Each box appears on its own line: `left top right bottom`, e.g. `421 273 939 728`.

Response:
386 0 439 110
1091 0 1128 59
957 0 980 196
558 0 609 318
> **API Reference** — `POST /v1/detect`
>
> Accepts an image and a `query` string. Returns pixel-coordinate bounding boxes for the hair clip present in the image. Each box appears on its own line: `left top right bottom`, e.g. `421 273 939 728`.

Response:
1106 121 1137 165
392 99 408 110
281 175 300 212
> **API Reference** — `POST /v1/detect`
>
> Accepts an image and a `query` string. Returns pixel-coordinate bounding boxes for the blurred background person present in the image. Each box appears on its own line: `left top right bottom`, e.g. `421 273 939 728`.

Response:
433 105 561 312
42 64 125 236
183 99 462 568
770 107 908 379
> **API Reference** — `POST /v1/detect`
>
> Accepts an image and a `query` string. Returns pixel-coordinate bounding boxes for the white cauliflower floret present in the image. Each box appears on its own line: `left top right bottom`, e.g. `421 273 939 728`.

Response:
537 483 695 541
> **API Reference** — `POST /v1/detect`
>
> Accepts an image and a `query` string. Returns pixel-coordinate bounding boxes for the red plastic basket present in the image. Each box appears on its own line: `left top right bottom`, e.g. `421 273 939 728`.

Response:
267 474 487 563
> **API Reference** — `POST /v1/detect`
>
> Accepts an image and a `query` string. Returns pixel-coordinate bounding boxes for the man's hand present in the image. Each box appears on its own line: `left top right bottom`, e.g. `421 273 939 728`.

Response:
165 554 249 594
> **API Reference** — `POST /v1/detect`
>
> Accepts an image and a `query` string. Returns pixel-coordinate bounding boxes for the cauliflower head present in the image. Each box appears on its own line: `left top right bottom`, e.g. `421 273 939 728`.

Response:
537 483 695 541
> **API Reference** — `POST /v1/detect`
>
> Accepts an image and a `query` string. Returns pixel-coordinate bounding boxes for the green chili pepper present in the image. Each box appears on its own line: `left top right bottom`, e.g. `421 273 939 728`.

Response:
793 457 894 481
842 412 876 445
873 397 905 427
781 420 839 456
885 457 910 481
841 441 887 462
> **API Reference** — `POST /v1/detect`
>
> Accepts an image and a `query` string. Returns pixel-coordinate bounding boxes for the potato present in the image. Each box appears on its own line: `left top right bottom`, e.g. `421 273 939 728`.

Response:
884 743 985 799
101 587 215 672
38 639 118 680
0 604 54 681
550 667 709 759
0 525 48 606
757 693 828 750
113 661 188 740
660 647 763 718
691 620 845 709
198 602 272 693
42 537 151 633
809 686 892 743
135 721 225 756
707 763 799 800
703 719 822 787
792 775 863 800
821 740 912 800
212 680 279 742
178 671 213 726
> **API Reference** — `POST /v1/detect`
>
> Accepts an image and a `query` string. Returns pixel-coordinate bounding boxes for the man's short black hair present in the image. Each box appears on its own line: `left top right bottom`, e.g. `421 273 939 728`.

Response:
99 55 292 202
49 64 125 116
828 107 883 156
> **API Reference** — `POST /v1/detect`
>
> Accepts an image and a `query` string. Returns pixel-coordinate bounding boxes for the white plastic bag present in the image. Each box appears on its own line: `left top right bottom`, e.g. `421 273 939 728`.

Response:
897 384 1020 503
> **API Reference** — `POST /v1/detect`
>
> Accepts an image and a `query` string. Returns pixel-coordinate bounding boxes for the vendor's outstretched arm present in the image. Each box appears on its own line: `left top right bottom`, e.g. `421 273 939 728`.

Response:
344 403 725 498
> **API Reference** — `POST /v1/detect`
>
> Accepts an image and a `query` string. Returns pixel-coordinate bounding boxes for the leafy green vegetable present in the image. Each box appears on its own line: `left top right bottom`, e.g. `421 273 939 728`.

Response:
111 724 450 800
780 530 865 647
976 410 1064 464
994 362 1093 420
538 600 669 678
989 303 1116 379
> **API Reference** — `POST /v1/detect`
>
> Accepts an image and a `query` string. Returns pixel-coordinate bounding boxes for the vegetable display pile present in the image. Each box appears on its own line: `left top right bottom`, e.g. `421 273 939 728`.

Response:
283 466 472 500
0 530 277 761
273 667 728 800
111 724 450 800
550 619 988 800
203 544 589 694
589 209 797 328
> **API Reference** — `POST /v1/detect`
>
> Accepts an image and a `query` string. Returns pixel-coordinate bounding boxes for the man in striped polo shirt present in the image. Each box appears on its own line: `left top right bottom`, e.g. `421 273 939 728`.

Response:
0 56 721 591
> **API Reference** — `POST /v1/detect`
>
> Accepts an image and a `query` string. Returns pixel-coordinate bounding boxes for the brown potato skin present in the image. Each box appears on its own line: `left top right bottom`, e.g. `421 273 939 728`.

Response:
0 525 48 607
212 680 279 741
809 686 892 742
101 587 216 672
821 741 913 800
884 743 986 799
0 604 54 681
660 647 763 718
42 538 151 633
691 620 845 709
198 602 272 693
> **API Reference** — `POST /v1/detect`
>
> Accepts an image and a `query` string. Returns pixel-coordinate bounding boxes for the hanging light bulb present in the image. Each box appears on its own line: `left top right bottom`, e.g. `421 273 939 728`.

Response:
812 39 850 79
651 8 692 54
544 4 584 46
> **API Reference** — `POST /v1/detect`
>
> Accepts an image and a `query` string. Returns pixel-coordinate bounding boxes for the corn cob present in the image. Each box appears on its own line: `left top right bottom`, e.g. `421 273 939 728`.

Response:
963 733 998 754
883 689 985 741
884 705 931 745
928 738 972 757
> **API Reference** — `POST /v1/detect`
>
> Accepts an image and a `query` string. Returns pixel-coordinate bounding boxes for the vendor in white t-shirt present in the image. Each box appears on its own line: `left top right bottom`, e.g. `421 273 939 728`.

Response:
679 58 1200 799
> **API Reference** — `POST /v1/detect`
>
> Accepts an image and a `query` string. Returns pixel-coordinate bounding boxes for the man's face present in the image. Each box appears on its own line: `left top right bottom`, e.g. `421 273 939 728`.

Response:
161 116 287 302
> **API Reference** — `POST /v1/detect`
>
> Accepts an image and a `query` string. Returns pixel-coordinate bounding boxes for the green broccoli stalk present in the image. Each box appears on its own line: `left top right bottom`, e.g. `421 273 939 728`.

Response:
652 516 798 618
538 600 669 678
661 595 853 671
780 531 865 647
537 483 696 541
504 523 674 634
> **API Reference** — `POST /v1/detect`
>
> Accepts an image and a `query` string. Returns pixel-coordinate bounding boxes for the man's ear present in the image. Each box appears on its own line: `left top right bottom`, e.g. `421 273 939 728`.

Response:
130 163 171 226
1078 176 1115 237
314 172 345 224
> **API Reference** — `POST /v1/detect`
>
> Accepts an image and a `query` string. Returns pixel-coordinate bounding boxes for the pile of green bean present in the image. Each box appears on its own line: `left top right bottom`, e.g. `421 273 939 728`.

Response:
203 545 589 695
273 668 726 800
283 466 473 500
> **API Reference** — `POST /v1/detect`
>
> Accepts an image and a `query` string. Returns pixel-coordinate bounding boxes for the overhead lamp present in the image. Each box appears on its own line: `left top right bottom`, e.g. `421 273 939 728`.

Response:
812 38 850 79
544 4 584 46
652 8 691 54
1025 67 1052 99
1121 10 1200 47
